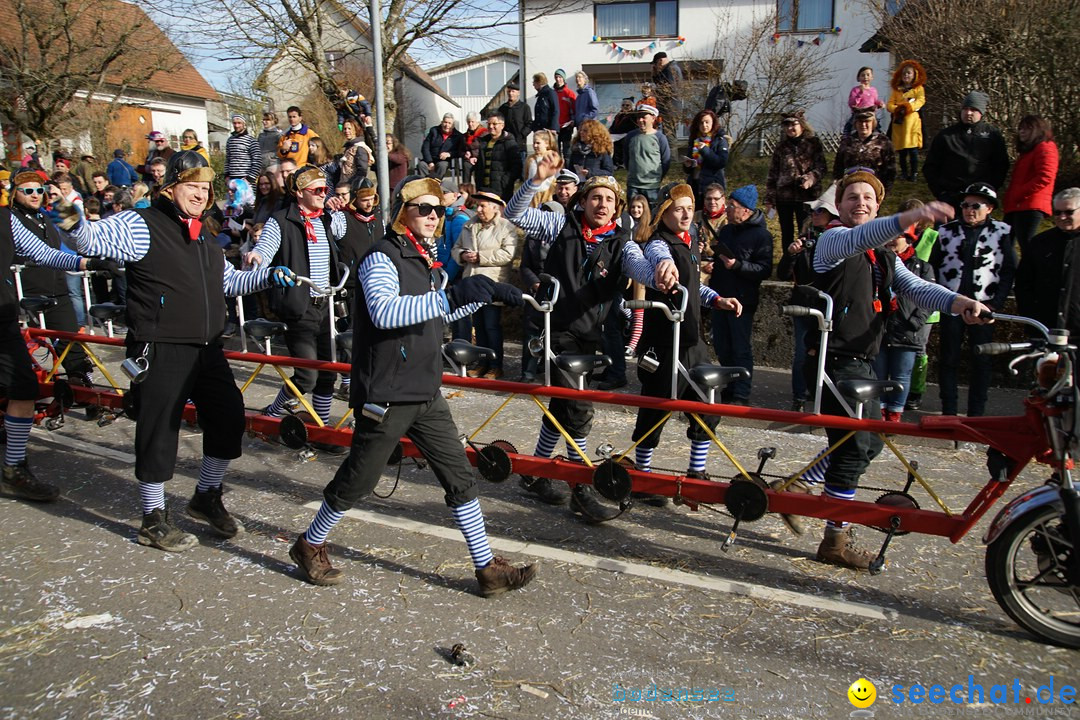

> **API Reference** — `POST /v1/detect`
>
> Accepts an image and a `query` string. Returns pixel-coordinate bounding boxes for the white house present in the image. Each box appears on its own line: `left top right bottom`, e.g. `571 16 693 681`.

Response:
256 1 458 157
520 0 891 139
426 48 521 125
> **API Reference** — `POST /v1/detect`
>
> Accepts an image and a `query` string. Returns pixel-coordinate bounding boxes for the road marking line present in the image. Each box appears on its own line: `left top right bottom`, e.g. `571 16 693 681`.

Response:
303 502 896 621
31 431 137 464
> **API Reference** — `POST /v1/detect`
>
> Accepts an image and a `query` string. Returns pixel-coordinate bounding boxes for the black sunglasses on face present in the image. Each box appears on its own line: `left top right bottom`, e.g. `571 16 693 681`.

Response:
1053 208 1079 218
405 202 446 218
960 202 988 210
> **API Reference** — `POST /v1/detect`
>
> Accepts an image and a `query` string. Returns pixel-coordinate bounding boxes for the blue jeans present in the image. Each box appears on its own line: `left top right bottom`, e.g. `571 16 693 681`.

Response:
711 306 755 401
790 315 813 401
473 303 504 371
65 272 86 327
873 346 917 413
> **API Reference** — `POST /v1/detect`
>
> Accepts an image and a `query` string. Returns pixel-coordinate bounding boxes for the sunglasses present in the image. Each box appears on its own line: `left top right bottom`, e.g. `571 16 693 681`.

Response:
302 186 328 196
1053 208 1079 218
960 202 988 210
18 187 45 196
335 191 351 199
405 202 446 218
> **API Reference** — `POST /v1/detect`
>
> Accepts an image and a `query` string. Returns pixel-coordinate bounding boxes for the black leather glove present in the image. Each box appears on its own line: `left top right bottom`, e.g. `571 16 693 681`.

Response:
86 258 123 278
491 281 524 307
446 275 496 309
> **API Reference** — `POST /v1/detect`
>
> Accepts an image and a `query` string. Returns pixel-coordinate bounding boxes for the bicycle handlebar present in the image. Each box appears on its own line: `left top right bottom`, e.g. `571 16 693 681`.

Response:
294 263 350 297
623 285 688 323
976 341 1034 356
521 275 561 312
781 305 816 318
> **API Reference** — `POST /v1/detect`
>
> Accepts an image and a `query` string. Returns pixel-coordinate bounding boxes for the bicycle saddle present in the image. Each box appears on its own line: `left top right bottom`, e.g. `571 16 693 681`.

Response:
243 318 288 340
836 379 903 403
20 296 58 313
87 302 124 320
689 364 750 389
555 354 612 375
442 339 495 366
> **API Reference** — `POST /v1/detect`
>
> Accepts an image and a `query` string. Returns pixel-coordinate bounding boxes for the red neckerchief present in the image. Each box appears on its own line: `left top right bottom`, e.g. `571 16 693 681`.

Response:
677 231 693 247
896 245 916 262
180 217 202 242
404 228 441 269
582 219 617 243
706 208 725 220
352 210 375 223
299 206 321 244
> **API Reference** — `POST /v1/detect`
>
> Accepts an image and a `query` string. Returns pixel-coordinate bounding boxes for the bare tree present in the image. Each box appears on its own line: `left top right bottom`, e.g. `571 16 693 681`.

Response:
148 0 565 130
0 0 181 145
858 0 1080 183
704 10 851 162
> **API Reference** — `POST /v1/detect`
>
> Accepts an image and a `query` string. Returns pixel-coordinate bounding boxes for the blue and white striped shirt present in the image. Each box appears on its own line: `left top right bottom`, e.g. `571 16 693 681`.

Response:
506 180 672 287
9 214 82 272
815 215 957 314
359 252 479 330
253 212 346 297
71 209 273 297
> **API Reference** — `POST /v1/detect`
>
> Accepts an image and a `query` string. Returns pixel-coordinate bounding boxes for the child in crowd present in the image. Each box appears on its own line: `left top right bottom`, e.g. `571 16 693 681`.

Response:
897 198 940 411
887 60 927 182
844 67 884 135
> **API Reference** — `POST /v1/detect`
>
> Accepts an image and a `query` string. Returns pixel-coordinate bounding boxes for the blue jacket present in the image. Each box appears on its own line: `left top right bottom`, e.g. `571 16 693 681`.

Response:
532 84 560 132
574 86 599 127
438 205 470 282
107 158 138 187
707 210 774 311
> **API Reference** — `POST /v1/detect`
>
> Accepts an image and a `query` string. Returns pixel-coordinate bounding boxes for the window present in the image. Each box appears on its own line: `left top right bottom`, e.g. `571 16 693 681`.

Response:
595 1 678 39
449 72 467 96
487 62 506 92
467 66 486 95
777 0 834 32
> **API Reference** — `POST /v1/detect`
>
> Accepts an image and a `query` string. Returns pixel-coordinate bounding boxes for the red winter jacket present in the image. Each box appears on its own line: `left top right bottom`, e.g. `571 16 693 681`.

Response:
1003 140 1059 216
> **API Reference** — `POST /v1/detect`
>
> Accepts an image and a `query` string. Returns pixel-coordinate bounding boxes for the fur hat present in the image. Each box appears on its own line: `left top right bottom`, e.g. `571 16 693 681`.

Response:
390 176 445 236
12 170 43 187
650 182 695 234
890 60 927 91
161 150 216 209
570 174 625 218
839 168 885 203
355 178 379 205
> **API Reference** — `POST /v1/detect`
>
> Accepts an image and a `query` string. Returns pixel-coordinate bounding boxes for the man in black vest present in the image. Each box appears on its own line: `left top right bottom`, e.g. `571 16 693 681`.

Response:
8 172 100 387
247 165 346 454
333 178 383 400
66 151 300 552
0 174 116 503
289 176 538 597
806 169 991 569
504 152 679 521
630 183 741 500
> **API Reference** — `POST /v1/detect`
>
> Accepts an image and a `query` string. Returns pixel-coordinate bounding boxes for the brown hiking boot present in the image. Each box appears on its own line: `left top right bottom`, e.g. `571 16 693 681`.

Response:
816 526 876 570
187 486 241 538
1 461 59 502
475 556 538 597
138 509 199 552
290 536 344 586
770 478 813 536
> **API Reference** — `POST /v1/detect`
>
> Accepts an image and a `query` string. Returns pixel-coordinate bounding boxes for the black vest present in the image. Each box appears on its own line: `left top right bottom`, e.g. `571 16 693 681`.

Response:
640 229 701 353
125 197 227 344
545 210 632 344
0 213 20 324
339 212 384 292
8 205 69 297
266 205 340 321
351 233 442 406
809 248 895 358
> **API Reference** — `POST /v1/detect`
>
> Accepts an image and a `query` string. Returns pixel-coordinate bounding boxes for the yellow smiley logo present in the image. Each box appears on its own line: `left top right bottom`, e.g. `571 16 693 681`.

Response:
848 678 877 708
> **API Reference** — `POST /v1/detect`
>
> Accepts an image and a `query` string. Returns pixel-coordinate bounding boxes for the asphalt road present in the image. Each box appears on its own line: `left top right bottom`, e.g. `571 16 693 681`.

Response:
0 345 1076 719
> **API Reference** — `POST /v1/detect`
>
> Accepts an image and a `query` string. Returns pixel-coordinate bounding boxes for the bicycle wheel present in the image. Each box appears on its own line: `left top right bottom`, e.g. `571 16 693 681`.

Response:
985 505 1080 648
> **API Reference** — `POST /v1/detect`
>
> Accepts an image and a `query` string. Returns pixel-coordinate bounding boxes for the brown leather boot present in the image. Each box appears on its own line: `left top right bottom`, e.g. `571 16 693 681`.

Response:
290 536 344 586
816 526 876 570
770 478 813 535
475 556 538 597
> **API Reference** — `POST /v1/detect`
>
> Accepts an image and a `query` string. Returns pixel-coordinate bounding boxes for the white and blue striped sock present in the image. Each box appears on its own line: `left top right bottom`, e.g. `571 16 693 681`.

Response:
452 498 494 570
824 484 857 530
263 386 292 417
635 446 654 472
3 415 33 466
534 423 559 458
312 394 333 424
195 456 230 493
800 449 830 486
688 440 710 473
567 437 587 463
139 481 166 515
339 375 350 387
304 501 345 545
